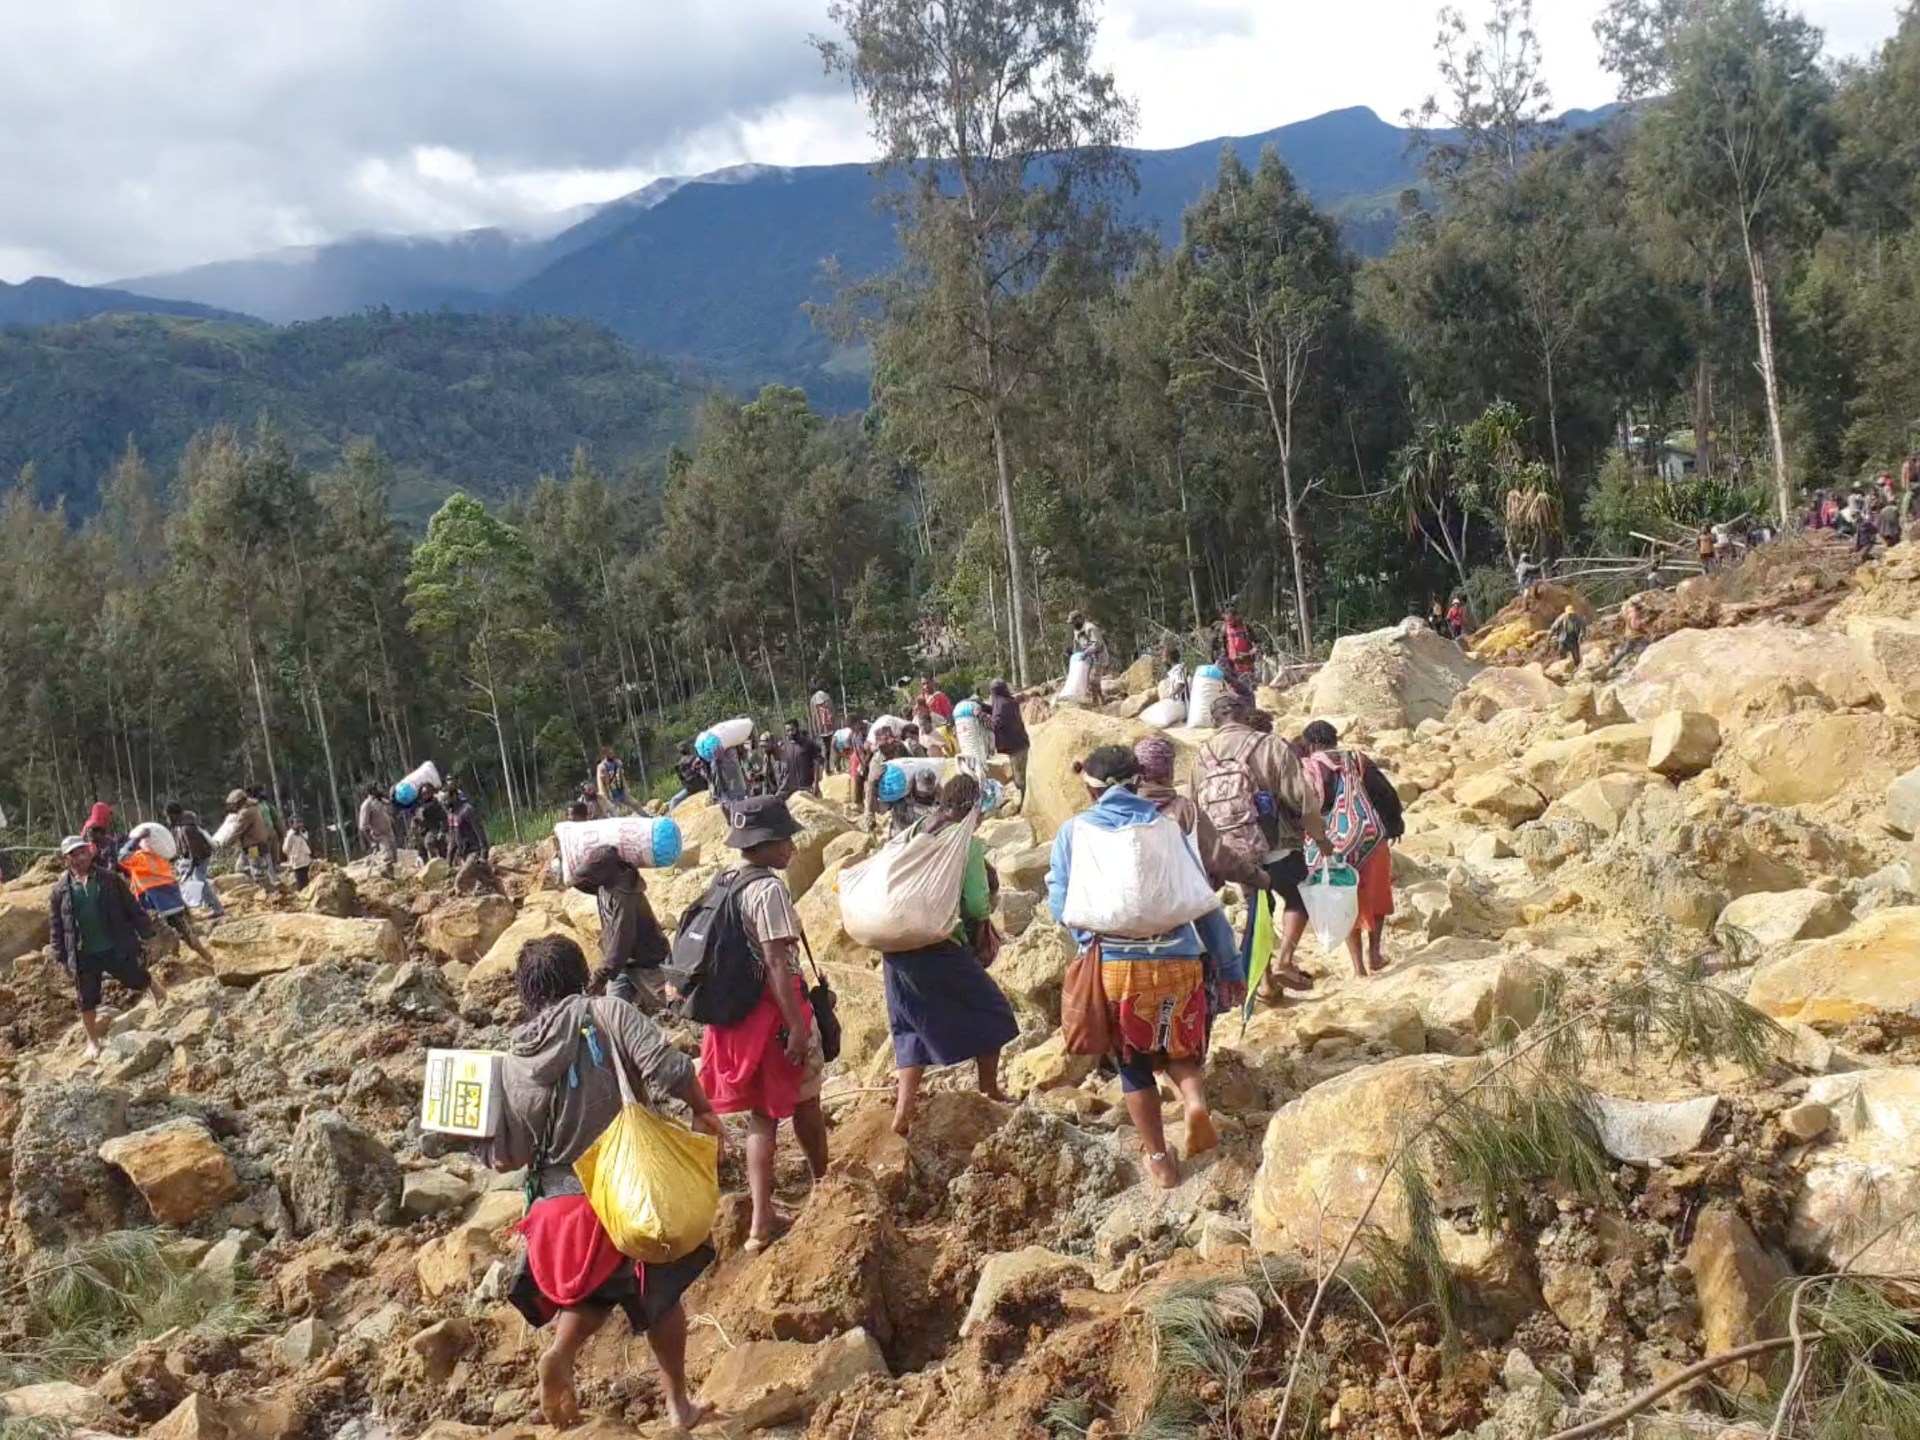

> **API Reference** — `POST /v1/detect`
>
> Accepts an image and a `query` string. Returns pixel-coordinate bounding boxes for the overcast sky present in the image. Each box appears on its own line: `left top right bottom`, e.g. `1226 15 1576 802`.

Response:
0 0 1903 284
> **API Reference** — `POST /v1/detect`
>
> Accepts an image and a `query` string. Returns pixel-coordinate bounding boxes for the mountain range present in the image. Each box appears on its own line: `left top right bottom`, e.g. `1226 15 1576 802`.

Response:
1 105 1620 410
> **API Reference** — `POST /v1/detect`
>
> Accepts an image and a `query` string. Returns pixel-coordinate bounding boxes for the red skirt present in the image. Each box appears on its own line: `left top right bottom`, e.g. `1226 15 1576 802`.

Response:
1357 844 1394 933
698 976 813 1120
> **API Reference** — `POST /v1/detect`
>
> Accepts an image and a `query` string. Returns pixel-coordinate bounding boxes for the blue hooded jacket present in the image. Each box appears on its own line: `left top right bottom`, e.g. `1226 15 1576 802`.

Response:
1046 786 1241 979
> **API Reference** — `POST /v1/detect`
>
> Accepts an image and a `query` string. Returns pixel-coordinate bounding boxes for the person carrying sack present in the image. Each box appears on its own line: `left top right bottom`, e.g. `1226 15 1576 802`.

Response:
478 934 724 1433
1047 746 1242 1192
863 773 1017 1136
1192 691 1332 1004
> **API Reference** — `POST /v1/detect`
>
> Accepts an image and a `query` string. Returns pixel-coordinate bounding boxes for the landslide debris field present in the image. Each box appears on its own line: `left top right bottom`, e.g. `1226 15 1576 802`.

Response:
7 540 1920 1440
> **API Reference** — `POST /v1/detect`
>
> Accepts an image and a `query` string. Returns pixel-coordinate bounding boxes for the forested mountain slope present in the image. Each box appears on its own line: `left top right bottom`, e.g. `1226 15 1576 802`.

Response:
0 310 706 519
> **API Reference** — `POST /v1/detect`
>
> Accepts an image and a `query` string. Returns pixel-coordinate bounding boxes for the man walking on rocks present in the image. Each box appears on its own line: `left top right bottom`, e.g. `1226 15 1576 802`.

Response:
1192 692 1331 1002
358 785 397 875
50 834 165 1061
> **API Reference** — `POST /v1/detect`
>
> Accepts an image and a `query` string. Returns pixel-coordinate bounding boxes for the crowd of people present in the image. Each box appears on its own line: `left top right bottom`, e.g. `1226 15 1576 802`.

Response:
479 674 1408 1424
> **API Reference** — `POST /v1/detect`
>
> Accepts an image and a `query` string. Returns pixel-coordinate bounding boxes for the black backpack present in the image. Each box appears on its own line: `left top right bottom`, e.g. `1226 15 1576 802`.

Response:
668 866 772 1027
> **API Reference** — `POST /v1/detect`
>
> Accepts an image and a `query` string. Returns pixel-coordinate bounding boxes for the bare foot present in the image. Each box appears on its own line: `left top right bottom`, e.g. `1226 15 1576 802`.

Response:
890 1107 914 1138
1274 967 1315 990
1145 1151 1181 1190
664 1398 714 1433
536 1349 581 1429
1183 1110 1220 1158
980 1087 1011 1104
744 1213 795 1254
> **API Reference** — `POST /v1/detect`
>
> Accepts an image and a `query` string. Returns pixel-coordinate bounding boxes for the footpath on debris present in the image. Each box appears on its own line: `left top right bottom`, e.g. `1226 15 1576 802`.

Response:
5 535 1920 1439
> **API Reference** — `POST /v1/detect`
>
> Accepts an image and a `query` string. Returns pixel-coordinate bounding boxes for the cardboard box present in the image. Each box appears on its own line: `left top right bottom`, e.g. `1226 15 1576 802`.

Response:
421 1049 505 1138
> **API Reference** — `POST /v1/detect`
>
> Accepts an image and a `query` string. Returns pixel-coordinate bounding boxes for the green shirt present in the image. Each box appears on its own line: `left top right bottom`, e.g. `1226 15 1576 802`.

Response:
950 838 993 947
69 874 112 955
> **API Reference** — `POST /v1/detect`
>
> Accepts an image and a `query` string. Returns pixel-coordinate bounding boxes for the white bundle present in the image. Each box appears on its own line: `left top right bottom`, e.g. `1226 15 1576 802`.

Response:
838 814 978 952
1059 814 1219 938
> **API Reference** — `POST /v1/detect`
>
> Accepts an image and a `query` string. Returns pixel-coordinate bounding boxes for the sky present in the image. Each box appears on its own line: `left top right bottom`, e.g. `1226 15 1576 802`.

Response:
0 0 1905 285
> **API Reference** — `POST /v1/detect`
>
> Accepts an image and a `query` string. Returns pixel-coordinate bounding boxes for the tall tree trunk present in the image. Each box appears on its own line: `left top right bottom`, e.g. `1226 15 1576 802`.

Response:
1544 350 1565 491
1176 456 1203 634
1744 238 1792 524
1695 270 1716 480
1258 368 1315 655
244 615 283 817
308 667 347 862
478 637 519 839
988 405 1031 685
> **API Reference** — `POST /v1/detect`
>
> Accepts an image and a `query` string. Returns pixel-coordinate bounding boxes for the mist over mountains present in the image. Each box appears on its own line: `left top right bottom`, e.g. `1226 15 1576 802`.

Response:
7 105 1620 411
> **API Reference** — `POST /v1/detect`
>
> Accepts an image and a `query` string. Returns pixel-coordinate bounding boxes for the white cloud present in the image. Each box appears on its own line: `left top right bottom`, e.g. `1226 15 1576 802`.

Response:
0 0 1907 283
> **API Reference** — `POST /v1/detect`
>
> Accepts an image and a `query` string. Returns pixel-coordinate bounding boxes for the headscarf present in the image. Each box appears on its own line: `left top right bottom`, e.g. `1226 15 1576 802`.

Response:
85 801 114 832
989 680 1012 700
1133 736 1176 783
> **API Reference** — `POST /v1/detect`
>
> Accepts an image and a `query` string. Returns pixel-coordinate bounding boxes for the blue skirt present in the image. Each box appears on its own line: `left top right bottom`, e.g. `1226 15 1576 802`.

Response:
138 883 186 918
882 940 1019 1069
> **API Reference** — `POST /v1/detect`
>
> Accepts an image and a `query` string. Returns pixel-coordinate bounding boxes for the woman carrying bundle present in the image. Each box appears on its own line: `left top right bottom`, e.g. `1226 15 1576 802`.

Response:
1299 720 1404 978
881 773 1018 1136
1047 746 1243 1190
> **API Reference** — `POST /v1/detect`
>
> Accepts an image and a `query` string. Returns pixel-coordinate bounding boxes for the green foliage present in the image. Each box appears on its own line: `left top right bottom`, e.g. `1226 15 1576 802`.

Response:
0 1230 264 1389
0 311 702 523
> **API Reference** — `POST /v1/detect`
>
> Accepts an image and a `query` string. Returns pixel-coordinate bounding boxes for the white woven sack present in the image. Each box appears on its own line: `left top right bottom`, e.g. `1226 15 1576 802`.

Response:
1056 653 1094 703
1059 814 1220 938
1140 697 1187 729
839 813 978 952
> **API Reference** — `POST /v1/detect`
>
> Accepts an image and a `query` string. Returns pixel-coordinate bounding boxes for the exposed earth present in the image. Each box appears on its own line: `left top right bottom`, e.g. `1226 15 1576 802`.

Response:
5 535 1920 1440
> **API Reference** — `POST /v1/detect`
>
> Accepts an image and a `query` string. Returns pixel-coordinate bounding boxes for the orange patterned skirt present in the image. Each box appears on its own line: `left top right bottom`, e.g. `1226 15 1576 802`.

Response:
1101 958 1208 1066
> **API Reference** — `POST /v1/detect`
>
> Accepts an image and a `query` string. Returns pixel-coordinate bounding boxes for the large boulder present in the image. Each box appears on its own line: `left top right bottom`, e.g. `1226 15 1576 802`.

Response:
784 792 855 902
1746 908 1920 1028
284 1109 402 1233
1364 950 1549 1054
1715 889 1852 952
1024 709 1162 843
1515 726 1653 800
418 894 516 968
1454 771 1547 825
1646 710 1722 779
1454 664 1562 716
1307 619 1479 731
7 1082 138 1247
992 921 1077 1025
1686 1203 1791 1397
1792 1069 1920 1273
415 1191 528 1299
1616 625 1874 723
204 913 405 986
672 792 732 864
696 1330 889 1431
462 909 582 1008
98 1119 238 1226
1888 766 1920 837
1542 774 1647 838
1720 712 1920 807
0 886 51 964
1252 1054 1478 1256
1846 615 1920 717
794 859 878 975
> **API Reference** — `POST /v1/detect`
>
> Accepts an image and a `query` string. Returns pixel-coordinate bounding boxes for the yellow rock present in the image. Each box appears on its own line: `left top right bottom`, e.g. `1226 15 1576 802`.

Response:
1251 1054 1480 1256
1025 708 1170 843
1720 712 1920 807
203 913 405 985
1515 725 1652 799
463 910 582 1008
418 894 517 968
0 887 51 964
1747 908 1920 1028
1454 770 1547 824
1646 709 1722 779
1847 615 1920 717
98 1120 238 1226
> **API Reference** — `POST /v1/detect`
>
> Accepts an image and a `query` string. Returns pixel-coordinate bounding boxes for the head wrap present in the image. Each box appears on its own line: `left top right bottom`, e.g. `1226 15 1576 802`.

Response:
1133 736 1176 783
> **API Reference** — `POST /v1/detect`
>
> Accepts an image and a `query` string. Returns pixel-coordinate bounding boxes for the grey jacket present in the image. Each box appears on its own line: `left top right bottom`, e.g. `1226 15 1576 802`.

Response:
478 993 693 1195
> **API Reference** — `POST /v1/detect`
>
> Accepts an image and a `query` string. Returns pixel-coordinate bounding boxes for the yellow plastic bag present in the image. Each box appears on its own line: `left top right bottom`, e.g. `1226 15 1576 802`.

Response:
573 1061 718 1264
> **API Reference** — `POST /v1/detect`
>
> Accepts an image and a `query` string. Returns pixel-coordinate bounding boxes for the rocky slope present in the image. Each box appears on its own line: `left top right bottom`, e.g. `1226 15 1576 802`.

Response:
5 542 1920 1440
